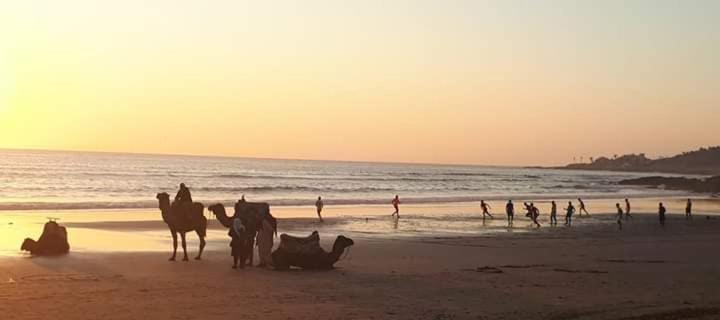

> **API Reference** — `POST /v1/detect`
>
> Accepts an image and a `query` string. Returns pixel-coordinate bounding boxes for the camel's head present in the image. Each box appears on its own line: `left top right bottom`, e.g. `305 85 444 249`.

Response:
156 192 170 209
20 238 35 253
333 235 354 252
208 203 225 216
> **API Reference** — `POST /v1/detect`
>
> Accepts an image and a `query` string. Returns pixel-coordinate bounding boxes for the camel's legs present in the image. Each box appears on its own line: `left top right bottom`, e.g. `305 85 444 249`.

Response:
169 231 178 261
195 232 206 260
180 232 189 261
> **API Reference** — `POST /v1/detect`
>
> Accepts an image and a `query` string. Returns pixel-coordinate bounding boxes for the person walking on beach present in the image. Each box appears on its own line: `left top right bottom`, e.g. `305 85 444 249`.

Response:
624 198 632 220
550 201 558 226
315 196 325 222
615 203 624 230
577 198 589 216
685 199 693 220
391 195 401 218
565 201 575 226
658 202 667 226
530 203 541 228
506 200 515 226
480 200 494 219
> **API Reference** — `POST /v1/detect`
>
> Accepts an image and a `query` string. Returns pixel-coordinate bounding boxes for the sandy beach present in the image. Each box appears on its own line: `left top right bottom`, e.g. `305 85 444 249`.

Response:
2 202 720 320
3 0 719 318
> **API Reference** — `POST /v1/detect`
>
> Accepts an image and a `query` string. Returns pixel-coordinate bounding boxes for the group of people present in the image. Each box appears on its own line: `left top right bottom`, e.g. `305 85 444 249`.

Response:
385 193 695 230
229 196 278 269
483 199 568 228
175 184 278 269
491 197 693 229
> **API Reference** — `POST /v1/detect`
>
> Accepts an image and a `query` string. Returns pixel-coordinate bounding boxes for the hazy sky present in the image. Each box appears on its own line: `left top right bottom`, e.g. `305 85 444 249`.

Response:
0 0 718 165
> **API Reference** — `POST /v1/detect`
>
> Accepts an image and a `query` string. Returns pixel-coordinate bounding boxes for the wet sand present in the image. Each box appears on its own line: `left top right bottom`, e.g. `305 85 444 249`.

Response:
2 205 720 319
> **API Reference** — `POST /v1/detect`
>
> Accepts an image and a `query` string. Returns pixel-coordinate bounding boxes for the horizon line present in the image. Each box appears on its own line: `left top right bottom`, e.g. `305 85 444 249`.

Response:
0 146 533 169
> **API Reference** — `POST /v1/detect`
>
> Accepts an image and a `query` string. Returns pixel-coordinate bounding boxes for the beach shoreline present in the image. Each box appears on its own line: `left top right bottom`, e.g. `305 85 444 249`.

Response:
2 197 720 254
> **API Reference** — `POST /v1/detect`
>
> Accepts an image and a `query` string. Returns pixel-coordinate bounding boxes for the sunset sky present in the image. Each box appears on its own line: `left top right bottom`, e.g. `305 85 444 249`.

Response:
0 0 717 166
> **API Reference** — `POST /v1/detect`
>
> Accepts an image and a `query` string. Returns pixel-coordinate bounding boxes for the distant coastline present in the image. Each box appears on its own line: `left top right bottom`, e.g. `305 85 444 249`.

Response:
553 146 720 176
547 146 720 195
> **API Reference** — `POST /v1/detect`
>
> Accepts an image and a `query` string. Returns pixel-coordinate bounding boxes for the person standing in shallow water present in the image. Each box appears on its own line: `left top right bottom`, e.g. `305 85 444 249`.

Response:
480 200 493 219
391 195 401 218
686 199 693 220
530 203 541 228
315 196 324 222
615 203 624 230
523 202 533 219
625 199 632 220
505 200 514 226
565 201 575 226
550 201 558 226
577 198 589 216
659 202 667 226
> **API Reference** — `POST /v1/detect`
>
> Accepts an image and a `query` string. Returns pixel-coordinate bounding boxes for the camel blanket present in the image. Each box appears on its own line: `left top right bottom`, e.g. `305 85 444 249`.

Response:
279 232 322 255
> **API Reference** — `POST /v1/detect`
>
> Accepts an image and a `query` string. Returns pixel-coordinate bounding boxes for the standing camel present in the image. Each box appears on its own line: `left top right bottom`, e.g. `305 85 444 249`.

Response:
156 192 207 261
208 200 268 266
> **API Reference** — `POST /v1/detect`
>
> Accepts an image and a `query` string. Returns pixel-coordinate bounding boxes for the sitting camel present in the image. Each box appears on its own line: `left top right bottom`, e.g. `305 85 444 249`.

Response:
21 220 70 256
156 192 207 261
271 231 354 270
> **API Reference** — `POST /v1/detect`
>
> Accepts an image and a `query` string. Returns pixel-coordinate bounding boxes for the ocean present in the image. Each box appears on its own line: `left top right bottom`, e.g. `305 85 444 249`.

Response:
0 149 689 211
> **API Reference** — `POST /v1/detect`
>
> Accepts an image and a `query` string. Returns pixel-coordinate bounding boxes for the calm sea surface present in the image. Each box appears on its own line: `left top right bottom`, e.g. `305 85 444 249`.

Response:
0 149 689 211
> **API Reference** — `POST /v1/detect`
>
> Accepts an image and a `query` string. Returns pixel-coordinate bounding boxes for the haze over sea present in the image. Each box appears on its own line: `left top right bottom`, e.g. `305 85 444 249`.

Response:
0 149 691 212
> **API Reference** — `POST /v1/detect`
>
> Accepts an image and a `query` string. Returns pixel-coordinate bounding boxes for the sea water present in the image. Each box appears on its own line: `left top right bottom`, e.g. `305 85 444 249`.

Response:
0 149 693 211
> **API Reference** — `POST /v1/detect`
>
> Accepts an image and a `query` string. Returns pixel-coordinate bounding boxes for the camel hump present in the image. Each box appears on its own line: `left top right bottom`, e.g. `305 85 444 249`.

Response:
234 201 270 215
279 231 322 255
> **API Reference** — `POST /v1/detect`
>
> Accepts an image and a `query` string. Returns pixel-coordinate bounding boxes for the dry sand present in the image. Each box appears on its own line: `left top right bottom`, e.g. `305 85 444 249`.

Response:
1 213 720 319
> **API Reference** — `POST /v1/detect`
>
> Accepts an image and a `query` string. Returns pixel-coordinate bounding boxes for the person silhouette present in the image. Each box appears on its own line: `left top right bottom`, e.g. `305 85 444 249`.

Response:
685 199 692 220
175 183 192 204
577 198 589 216
615 203 623 230
565 201 575 226
529 203 541 228
550 201 558 226
658 202 667 226
315 196 325 222
505 200 515 226
230 213 247 269
624 199 632 220
391 195 401 218
524 202 532 218
480 200 493 219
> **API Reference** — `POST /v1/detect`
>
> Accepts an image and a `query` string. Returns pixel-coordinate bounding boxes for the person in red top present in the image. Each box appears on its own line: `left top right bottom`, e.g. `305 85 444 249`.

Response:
391 195 401 218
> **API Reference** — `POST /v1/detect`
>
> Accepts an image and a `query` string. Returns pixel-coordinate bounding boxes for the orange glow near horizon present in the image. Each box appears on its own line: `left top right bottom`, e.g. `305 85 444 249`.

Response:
0 1 718 166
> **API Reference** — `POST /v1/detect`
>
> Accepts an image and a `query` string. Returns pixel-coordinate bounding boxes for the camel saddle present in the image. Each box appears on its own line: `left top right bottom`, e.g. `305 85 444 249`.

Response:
171 201 199 221
279 231 321 255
